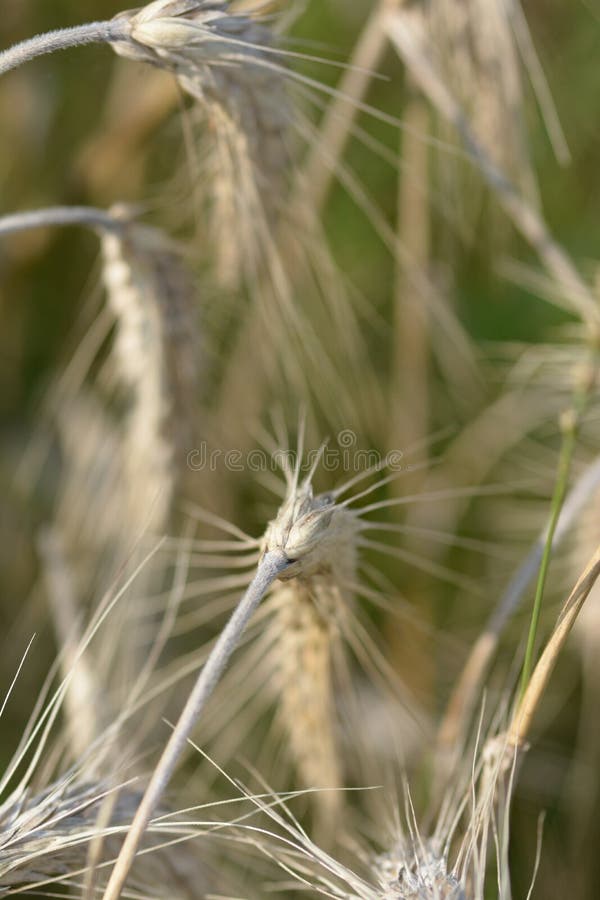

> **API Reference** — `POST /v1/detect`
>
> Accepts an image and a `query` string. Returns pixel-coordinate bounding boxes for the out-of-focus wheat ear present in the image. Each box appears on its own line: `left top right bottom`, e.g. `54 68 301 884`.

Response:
431 0 539 238
374 839 466 899
385 5 598 326
108 3 386 440
0 773 212 897
37 528 102 759
100 213 201 536
111 1 291 288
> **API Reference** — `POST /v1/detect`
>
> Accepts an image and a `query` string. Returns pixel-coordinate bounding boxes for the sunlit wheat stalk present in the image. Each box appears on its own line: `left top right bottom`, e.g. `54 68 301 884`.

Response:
437 454 600 765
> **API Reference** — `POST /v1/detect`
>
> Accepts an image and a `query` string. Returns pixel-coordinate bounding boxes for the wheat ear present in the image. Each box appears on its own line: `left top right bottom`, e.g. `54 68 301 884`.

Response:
100 216 200 535
37 528 101 759
111 1 290 285
438 453 600 757
258 450 365 825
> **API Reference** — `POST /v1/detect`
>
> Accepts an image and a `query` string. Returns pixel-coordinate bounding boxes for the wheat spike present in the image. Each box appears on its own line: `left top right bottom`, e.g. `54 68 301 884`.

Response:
392 0 536 242
262 474 361 820
0 773 215 897
108 3 388 440
175 435 438 826
100 215 200 535
0 779 138 893
375 840 465 900
111 1 290 286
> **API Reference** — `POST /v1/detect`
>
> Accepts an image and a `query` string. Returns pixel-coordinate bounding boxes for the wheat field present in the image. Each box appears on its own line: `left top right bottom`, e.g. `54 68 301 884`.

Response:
1 1 600 898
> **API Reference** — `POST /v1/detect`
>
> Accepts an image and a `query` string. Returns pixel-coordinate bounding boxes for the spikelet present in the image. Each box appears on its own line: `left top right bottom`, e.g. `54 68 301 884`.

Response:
100 215 200 536
0 780 139 893
108 2 386 440
111 1 290 286
375 841 465 900
183 440 429 831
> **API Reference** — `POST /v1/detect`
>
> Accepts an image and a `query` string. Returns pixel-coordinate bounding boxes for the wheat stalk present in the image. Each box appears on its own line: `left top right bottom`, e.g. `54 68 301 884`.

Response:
100 546 289 899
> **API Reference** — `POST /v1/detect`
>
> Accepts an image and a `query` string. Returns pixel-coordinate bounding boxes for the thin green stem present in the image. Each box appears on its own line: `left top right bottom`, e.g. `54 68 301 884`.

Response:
519 354 598 698
0 21 125 77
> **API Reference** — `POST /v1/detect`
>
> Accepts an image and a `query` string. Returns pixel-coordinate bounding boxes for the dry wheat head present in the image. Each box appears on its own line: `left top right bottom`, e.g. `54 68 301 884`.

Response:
111 1 290 285
100 215 199 535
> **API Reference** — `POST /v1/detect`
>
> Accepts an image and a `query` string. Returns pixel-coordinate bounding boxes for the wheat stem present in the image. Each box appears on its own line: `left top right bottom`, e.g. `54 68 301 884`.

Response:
438 452 600 754
519 354 598 697
509 545 600 748
101 549 290 900
0 22 125 76
0 206 124 236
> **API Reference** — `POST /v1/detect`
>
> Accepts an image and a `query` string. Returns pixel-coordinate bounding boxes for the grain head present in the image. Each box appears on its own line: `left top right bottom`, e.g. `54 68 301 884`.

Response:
111 1 290 285
100 215 200 536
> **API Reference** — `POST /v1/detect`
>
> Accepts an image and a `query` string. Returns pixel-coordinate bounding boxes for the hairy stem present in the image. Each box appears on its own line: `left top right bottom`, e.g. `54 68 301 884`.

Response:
0 206 124 236
0 22 125 76
101 549 290 900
